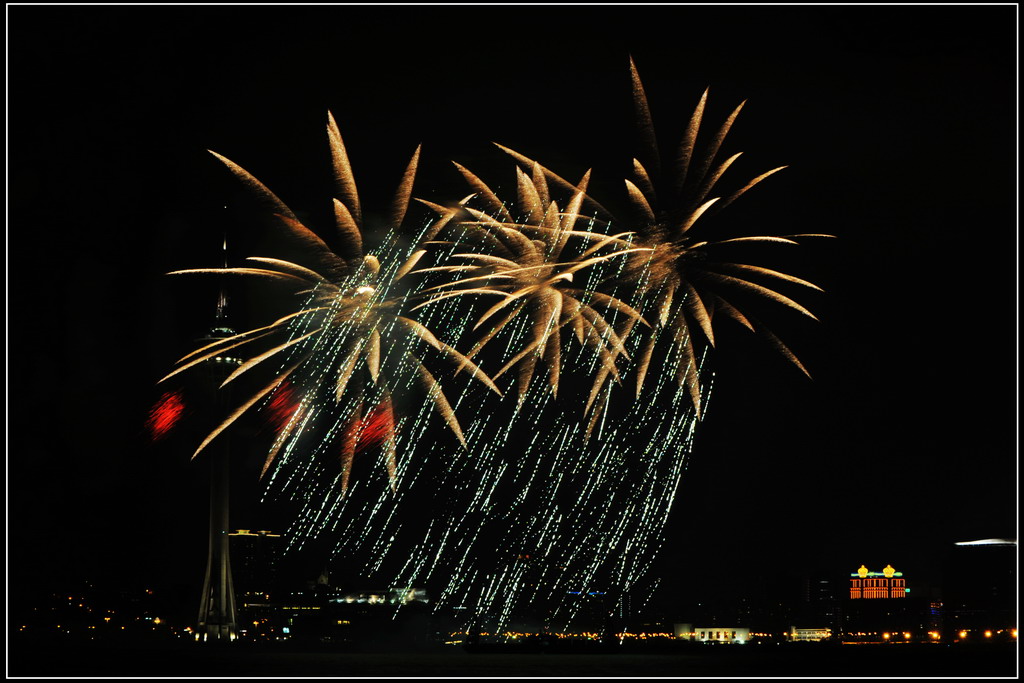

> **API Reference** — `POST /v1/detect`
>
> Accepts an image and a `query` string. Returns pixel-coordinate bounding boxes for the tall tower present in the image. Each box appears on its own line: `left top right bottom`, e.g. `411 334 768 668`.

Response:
196 240 243 642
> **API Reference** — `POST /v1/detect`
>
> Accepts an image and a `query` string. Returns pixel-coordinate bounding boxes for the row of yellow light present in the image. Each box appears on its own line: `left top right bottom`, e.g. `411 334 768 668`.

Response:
956 628 1017 639
450 631 677 640
872 628 1018 641
881 632 918 640
451 629 1018 642
21 615 164 630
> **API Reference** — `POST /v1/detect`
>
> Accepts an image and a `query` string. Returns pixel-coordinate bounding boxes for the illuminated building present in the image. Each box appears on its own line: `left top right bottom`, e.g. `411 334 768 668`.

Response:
849 564 907 599
331 587 429 605
195 284 244 643
674 624 750 644
788 626 832 642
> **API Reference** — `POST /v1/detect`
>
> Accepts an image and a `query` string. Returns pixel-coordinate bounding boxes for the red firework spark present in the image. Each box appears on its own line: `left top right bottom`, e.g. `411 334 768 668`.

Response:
146 389 186 441
357 399 394 453
266 381 301 433
340 399 396 492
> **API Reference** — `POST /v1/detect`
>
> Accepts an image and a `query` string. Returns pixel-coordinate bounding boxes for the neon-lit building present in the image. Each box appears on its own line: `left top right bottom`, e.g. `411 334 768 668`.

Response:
849 564 907 599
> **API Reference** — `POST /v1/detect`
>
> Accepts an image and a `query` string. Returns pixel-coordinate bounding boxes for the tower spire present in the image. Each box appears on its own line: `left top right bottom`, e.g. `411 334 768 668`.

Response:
215 231 229 323
197 229 241 643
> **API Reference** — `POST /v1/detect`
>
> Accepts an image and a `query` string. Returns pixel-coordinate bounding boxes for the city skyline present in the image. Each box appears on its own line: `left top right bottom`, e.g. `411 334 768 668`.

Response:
8 4 1016 629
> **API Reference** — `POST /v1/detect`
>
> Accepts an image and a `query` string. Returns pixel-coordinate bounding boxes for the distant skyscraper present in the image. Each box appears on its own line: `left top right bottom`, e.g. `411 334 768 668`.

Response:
230 529 283 600
797 574 840 635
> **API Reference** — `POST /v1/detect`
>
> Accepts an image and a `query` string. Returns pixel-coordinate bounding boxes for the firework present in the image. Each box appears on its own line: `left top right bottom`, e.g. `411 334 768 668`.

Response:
494 58 832 417
413 161 651 410
163 113 499 491
618 57 832 415
161 57 828 638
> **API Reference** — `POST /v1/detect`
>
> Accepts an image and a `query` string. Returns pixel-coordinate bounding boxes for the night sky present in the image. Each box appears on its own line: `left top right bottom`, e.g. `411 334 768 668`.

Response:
8 5 1017 617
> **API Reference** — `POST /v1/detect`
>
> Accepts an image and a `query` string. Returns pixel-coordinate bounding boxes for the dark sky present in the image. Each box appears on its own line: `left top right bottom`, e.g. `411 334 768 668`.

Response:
8 5 1017 615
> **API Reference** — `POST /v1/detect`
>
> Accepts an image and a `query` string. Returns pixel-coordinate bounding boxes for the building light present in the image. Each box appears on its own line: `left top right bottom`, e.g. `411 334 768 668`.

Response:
984 631 992 638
